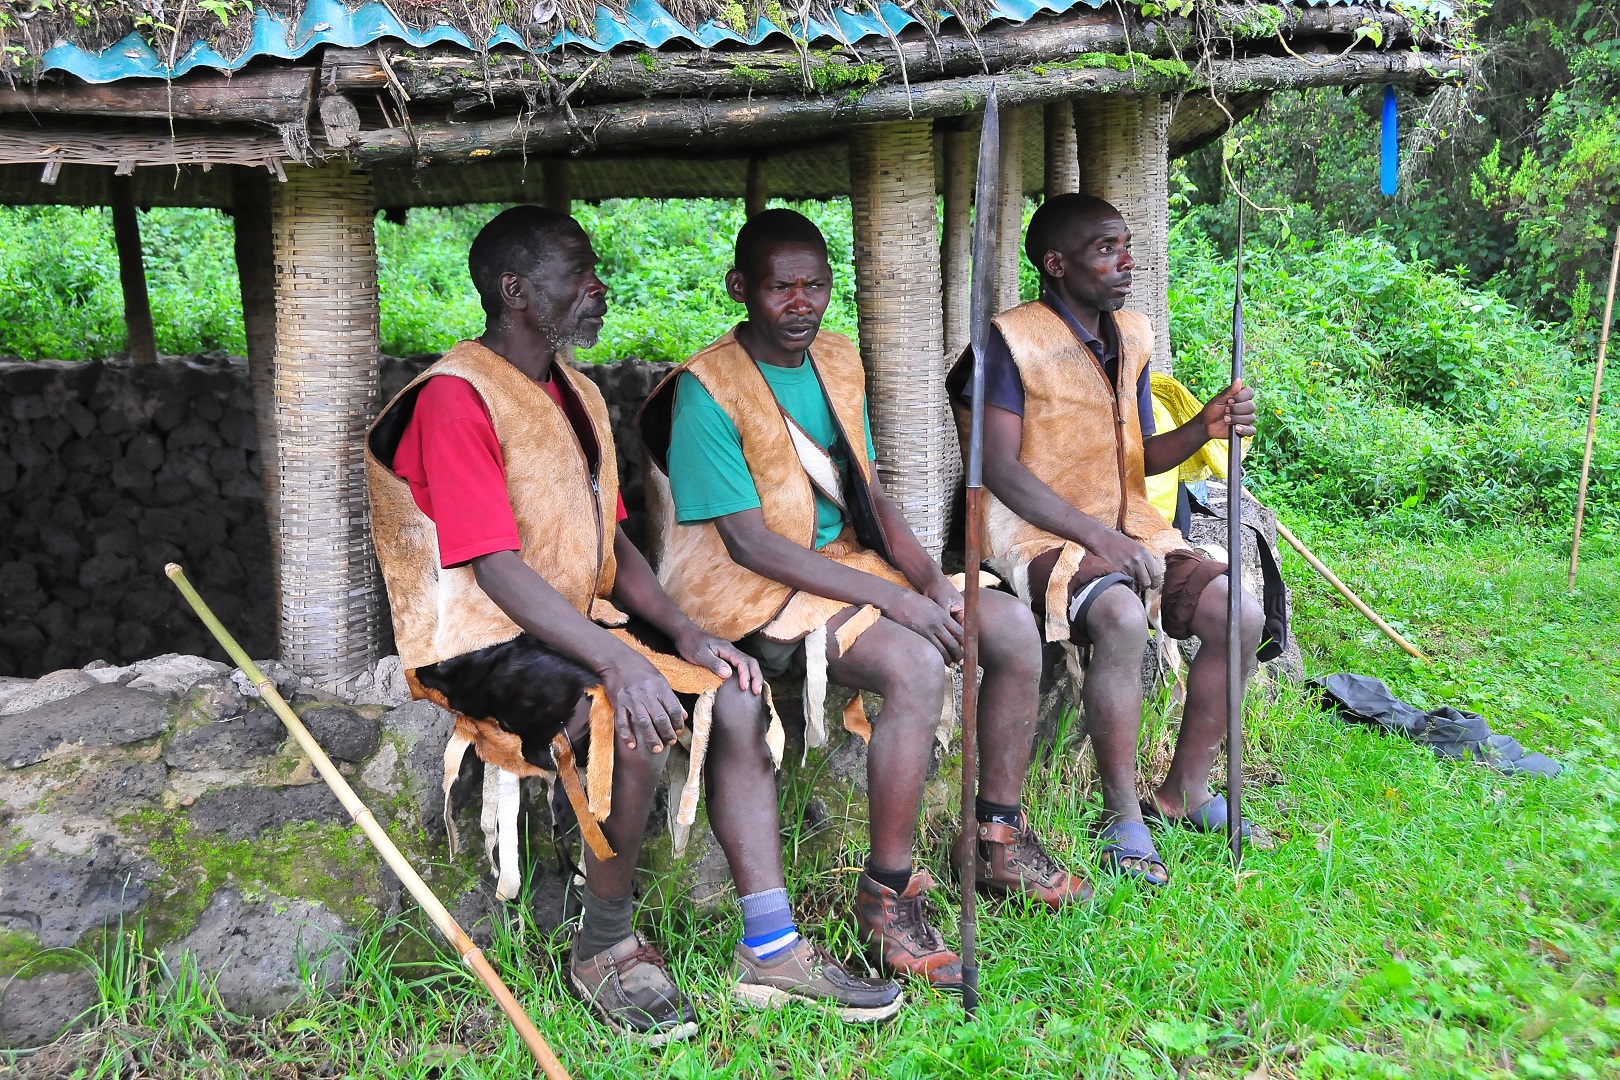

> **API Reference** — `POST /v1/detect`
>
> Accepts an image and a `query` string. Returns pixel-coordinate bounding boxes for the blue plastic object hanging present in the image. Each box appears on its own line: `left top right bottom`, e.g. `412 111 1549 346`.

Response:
1380 85 1398 196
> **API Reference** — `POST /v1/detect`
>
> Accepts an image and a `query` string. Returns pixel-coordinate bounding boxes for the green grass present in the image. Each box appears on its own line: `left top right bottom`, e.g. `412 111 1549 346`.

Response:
8 523 1617 1078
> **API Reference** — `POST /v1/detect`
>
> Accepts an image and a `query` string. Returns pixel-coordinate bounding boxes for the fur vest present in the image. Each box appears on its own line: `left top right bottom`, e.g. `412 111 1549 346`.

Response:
365 340 622 669
954 302 1185 597
639 328 906 643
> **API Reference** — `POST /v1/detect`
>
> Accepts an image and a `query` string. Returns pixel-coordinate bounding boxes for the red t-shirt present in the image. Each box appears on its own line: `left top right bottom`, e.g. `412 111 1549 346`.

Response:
391 374 627 568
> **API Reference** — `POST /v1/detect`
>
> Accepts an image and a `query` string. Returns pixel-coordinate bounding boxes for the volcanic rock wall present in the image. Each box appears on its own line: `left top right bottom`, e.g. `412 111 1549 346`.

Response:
0 355 675 679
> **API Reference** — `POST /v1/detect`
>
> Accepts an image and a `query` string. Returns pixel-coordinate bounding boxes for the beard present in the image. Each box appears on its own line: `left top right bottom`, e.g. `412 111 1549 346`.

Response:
539 303 608 349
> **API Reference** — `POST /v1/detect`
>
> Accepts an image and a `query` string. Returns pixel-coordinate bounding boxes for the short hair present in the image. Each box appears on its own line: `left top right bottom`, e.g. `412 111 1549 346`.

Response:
1024 194 1124 277
733 208 829 281
468 205 580 321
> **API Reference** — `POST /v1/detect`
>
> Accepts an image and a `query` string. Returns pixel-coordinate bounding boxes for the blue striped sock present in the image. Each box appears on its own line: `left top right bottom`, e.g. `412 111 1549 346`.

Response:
740 888 799 961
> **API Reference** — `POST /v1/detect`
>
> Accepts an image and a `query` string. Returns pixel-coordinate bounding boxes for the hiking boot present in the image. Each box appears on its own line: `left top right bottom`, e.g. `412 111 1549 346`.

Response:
854 870 963 992
732 938 904 1023
569 931 699 1045
952 814 1094 909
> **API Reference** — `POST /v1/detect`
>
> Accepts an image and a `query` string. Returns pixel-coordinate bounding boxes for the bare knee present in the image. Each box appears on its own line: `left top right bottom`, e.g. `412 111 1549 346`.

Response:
1193 576 1263 650
873 630 947 712
977 589 1042 678
711 678 767 742
1084 585 1148 652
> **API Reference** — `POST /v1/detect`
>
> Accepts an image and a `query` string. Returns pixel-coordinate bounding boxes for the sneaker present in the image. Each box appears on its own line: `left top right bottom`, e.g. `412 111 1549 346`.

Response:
853 869 963 992
732 938 904 1023
952 814 1093 909
569 931 699 1045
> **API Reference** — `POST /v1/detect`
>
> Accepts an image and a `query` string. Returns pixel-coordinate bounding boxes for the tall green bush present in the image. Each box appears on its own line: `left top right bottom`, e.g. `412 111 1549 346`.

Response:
1170 226 1617 529
0 205 245 360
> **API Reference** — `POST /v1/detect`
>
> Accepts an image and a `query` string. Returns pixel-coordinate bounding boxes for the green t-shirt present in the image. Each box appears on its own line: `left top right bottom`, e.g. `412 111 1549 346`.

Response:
667 356 876 550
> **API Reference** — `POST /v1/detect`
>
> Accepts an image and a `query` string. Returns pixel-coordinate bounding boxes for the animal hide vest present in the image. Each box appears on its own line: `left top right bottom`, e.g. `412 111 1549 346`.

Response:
953 302 1187 631
639 328 908 645
365 339 622 670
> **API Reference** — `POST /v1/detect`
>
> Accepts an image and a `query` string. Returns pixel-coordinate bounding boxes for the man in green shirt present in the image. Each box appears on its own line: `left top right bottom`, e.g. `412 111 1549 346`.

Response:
667 359 877 552
639 209 1091 994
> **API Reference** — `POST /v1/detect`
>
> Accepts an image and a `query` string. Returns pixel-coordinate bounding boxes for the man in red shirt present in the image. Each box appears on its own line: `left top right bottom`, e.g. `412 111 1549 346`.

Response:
366 207 900 1044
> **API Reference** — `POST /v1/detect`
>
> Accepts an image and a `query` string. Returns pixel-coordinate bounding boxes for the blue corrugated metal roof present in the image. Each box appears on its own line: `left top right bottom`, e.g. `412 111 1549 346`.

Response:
41 0 1445 84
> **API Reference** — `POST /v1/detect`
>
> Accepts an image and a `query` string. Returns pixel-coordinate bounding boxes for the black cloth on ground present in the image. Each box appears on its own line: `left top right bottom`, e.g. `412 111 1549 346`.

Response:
1313 672 1561 777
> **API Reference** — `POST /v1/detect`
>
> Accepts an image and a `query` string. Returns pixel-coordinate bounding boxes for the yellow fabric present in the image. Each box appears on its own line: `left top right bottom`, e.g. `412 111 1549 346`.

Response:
1144 373 1252 521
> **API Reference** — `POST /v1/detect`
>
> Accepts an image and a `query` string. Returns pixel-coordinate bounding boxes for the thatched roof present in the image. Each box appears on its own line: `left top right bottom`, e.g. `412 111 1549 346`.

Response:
0 0 1467 208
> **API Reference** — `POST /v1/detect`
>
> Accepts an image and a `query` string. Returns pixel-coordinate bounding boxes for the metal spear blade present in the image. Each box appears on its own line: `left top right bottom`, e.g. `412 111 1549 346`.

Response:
964 85 1001 491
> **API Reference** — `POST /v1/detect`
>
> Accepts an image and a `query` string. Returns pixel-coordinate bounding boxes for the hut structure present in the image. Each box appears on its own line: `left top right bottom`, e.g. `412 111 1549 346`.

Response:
1 0 1466 690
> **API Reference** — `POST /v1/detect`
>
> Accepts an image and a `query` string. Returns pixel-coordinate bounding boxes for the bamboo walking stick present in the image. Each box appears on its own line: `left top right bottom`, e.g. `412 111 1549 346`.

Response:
1225 189 1246 868
1271 521 1430 663
165 564 574 1080
957 83 1003 1018
1569 224 1620 588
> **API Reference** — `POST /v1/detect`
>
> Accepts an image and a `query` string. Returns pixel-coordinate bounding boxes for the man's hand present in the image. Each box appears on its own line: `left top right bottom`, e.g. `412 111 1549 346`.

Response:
675 626 764 695
924 575 965 622
1201 380 1257 441
882 587 965 664
599 649 686 753
1088 530 1163 592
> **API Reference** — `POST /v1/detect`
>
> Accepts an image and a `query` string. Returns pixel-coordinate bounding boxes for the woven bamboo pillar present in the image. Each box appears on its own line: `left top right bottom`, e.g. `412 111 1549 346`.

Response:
269 161 383 688
234 167 280 613
993 107 1026 314
110 176 158 365
941 125 975 360
745 157 768 218
1074 96 1174 372
849 121 952 559
1044 100 1080 198
544 159 571 213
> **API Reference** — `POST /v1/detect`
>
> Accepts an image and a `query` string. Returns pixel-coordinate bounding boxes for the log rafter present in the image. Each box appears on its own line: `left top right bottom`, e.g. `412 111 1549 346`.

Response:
353 47 1467 166
330 5 1431 108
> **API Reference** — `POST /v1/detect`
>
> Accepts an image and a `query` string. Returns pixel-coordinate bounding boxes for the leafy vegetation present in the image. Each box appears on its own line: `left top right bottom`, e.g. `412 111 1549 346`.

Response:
1180 0 1620 340
6 525 1617 1078
1169 227 1618 531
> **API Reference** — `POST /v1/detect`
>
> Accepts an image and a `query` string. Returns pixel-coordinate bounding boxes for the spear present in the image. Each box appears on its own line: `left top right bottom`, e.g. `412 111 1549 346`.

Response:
1225 183 1246 869
958 82 1002 1017
165 564 575 1080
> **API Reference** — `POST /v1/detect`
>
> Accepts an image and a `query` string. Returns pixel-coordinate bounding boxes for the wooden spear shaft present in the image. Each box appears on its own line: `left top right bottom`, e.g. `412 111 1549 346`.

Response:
165 564 573 1080
1271 523 1430 663
1225 190 1246 869
1569 224 1620 589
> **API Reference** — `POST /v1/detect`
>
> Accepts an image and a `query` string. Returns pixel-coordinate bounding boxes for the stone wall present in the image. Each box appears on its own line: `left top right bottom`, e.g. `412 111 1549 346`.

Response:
0 355 675 679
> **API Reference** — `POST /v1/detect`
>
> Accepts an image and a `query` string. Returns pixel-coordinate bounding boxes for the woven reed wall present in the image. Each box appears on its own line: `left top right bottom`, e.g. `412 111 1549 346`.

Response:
1044 100 1080 197
941 126 975 361
993 107 1027 315
270 161 383 689
849 121 953 560
234 168 280 612
1074 95 1174 372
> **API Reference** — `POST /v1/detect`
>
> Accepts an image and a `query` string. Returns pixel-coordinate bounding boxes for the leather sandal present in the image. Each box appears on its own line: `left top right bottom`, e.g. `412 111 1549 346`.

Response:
1096 819 1169 887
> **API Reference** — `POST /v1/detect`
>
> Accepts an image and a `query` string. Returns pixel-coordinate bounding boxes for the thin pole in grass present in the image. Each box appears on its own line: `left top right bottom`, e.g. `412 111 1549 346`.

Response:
164 564 574 1080
1569 224 1620 589
1223 174 1246 868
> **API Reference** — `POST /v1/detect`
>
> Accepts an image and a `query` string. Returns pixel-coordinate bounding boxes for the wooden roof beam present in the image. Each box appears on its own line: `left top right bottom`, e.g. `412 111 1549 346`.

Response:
355 47 1468 167
327 5 1426 107
0 68 316 126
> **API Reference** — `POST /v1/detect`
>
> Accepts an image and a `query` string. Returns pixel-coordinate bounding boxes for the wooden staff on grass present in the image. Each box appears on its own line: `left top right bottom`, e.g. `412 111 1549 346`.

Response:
1225 188 1247 868
958 82 1003 1018
165 564 574 1080
1569 224 1620 589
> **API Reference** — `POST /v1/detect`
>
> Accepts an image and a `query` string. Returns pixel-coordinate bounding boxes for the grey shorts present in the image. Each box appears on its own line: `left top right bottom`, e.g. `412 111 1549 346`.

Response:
736 631 808 681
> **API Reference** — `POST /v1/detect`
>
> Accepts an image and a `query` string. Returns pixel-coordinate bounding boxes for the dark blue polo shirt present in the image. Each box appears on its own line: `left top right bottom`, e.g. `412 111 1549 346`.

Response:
956 293 1155 436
